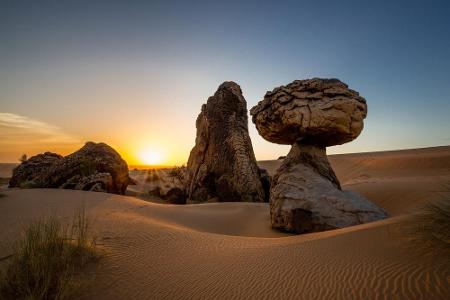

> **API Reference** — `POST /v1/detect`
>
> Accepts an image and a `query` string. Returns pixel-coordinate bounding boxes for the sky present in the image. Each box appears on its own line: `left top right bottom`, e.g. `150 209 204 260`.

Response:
1 0 450 165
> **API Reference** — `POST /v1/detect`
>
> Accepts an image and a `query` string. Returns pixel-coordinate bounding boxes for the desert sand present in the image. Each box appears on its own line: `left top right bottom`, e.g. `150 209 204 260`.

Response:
1 146 449 299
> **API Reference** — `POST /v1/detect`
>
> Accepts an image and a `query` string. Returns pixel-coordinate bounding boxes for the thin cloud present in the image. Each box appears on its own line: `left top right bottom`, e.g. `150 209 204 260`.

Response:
0 112 81 150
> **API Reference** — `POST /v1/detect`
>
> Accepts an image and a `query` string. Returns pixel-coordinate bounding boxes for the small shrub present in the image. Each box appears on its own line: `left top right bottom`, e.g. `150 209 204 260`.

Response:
0 206 98 299
405 197 450 258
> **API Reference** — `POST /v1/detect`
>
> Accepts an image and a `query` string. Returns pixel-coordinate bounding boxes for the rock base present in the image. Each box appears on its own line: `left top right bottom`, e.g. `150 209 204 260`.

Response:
270 143 387 233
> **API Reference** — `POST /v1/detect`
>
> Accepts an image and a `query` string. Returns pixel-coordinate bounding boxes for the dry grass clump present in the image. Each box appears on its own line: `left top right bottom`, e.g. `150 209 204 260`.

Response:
0 207 98 299
406 196 450 259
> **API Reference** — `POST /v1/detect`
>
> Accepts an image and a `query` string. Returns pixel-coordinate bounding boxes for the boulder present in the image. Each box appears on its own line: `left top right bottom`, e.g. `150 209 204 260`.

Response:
9 142 129 195
165 187 187 204
8 152 63 188
186 82 266 202
250 78 386 233
250 78 367 146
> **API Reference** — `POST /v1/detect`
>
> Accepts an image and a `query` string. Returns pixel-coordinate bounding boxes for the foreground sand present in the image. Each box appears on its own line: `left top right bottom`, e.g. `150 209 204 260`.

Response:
1 146 449 299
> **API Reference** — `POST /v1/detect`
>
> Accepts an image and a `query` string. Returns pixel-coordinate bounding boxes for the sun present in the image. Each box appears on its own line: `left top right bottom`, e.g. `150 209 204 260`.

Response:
138 148 164 165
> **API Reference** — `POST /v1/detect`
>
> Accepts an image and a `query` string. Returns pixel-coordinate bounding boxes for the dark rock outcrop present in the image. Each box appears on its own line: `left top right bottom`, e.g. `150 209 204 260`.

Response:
251 78 386 233
165 187 187 204
9 142 129 194
8 152 62 188
61 172 113 192
186 82 266 202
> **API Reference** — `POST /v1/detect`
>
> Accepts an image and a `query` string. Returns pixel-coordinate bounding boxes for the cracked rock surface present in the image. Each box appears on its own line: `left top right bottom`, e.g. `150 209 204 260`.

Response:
250 78 367 146
251 78 386 233
186 82 267 203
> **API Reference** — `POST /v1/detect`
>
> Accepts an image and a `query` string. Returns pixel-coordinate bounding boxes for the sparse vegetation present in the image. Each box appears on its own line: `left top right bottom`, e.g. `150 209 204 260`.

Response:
406 194 450 258
0 206 98 299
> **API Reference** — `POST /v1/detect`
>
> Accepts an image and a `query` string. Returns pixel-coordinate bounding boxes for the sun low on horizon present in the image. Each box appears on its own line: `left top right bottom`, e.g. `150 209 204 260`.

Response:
1 0 449 165
136 147 166 166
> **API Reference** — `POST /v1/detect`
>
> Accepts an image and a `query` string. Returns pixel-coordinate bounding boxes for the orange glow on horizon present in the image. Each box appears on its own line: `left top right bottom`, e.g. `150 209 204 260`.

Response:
137 147 164 166
117 141 188 167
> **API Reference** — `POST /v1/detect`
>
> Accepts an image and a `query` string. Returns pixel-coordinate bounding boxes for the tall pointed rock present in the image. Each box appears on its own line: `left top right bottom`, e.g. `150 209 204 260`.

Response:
186 82 267 202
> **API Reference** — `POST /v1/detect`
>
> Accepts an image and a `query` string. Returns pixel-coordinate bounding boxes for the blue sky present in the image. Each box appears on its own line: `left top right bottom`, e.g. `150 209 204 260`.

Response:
1 0 449 164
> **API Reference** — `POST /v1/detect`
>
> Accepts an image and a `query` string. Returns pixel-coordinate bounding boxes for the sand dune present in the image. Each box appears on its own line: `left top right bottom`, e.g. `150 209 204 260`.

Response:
1 146 449 299
259 146 450 216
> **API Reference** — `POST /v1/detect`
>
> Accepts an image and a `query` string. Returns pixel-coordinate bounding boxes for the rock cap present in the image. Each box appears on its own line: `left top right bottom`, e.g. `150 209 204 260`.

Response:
250 78 367 147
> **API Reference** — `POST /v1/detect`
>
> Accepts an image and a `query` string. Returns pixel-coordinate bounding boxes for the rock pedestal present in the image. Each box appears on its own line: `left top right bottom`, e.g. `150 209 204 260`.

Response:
186 82 266 202
270 143 386 233
251 78 387 233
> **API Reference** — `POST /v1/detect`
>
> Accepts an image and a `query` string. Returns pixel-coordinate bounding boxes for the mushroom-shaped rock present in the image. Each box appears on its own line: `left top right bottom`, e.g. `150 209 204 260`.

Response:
250 78 367 146
250 78 386 233
186 82 266 202
9 142 129 195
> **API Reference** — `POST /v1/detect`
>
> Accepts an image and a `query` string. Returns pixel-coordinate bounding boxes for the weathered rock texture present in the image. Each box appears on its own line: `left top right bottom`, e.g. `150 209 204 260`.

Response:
186 82 266 202
250 78 367 146
9 142 129 194
251 78 386 233
8 152 63 188
270 143 387 233
143 167 188 204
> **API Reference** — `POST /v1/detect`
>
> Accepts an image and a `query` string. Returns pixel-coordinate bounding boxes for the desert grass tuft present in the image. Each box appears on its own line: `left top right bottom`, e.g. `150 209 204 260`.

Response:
0 206 98 299
405 195 450 259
